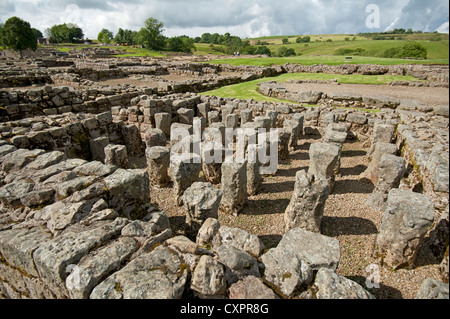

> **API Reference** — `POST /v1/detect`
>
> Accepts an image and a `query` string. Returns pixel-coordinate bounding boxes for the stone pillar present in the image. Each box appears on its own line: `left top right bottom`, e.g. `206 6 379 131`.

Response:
308 142 340 192
278 128 291 161
247 144 262 196
146 146 170 187
225 114 239 130
208 111 220 125
284 170 330 233
121 124 144 157
374 188 435 270
170 153 202 206
201 142 223 185
283 119 300 150
182 182 223 240
366 154 406 211
177 108 194 125
154 112 171 139
104 144 128 169
367 123 396 158
90 136 109 163
197 102 210 121
266 110 278 128
144 128 167 148
240 109 253 126
220 161 248 216
362 142 398 184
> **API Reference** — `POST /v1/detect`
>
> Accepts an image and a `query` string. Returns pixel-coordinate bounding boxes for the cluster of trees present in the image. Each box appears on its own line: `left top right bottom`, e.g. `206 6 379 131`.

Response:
381 41 428 59
47 23 84 43
96 18 195 53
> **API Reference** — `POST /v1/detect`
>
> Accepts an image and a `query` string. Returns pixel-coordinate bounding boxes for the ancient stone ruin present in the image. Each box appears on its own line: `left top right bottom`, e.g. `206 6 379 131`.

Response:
0 54 448 299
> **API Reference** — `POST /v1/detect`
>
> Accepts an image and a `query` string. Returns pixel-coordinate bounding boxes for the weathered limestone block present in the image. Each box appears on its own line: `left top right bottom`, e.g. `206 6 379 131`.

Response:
177 108 194 125
283 119 301 150
217 225 265 258
104 168 150 204
310 268 375 299
121 124 144 157
89 136 109 163
375 189 435 270
366 154 406 211
196 218 221 249
225 113 239 129
154 112 171 138
182 182 223 240
308 142 340 192
73 161 117 177
284 170 330 233
265 110 278 128
0 179 34 207
197 102 210 120
415 278 449 299
90 245 187 299
362 142 398 184
208 111 220 125
220 161 248 216
246 144 262 196
144 128 167 148
190 255 227 299
145 146 170 187
240 109 253 126
66 237 138 299
261 245 313 298
33 218 128 298
216 244 261 285
278 128 291 160
229 275 279 299
104 144 128 169
169 153 202 206
201 142 223 185
276 227 341 271
0 227 52 278
367 123 396 157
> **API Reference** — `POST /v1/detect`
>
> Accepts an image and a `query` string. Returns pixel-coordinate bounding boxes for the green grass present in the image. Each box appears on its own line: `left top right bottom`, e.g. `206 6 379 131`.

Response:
208 54 448 66
199 72 423 107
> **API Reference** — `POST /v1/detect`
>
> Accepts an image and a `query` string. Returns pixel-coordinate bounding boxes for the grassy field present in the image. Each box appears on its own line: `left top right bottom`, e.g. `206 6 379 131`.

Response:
208 55 448 66
199 72 423 103
210 32 449 66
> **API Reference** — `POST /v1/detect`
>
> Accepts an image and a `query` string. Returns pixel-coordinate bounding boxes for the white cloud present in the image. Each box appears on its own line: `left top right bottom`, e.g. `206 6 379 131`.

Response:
436 21 449 33
1 0 448 38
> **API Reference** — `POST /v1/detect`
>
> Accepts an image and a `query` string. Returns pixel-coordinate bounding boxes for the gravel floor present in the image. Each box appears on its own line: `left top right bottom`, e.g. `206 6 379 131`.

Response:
149 137 443 300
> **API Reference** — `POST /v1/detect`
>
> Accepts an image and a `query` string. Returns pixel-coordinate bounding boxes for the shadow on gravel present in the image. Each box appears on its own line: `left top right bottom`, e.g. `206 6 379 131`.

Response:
346 275 404 300
321 216 378 236
332 178 374 194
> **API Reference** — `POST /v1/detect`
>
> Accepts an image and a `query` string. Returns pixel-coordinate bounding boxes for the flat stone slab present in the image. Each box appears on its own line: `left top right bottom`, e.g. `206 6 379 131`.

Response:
276 227 340 271
90 245 187 299
32 218 128 297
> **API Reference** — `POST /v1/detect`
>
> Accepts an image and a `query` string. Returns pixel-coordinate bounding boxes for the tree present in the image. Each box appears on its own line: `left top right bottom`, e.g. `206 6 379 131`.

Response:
0 16 37 57
114 28 136 45
278 46 296 57
48 23 83 43
166 36 196 53
296 36 311 43
282 38 289 44
136 17 166 50
97 28 113 44
31 28 43 41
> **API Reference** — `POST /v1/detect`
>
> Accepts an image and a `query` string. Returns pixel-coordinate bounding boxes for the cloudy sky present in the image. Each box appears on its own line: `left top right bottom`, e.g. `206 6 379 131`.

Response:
1 0 448 39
